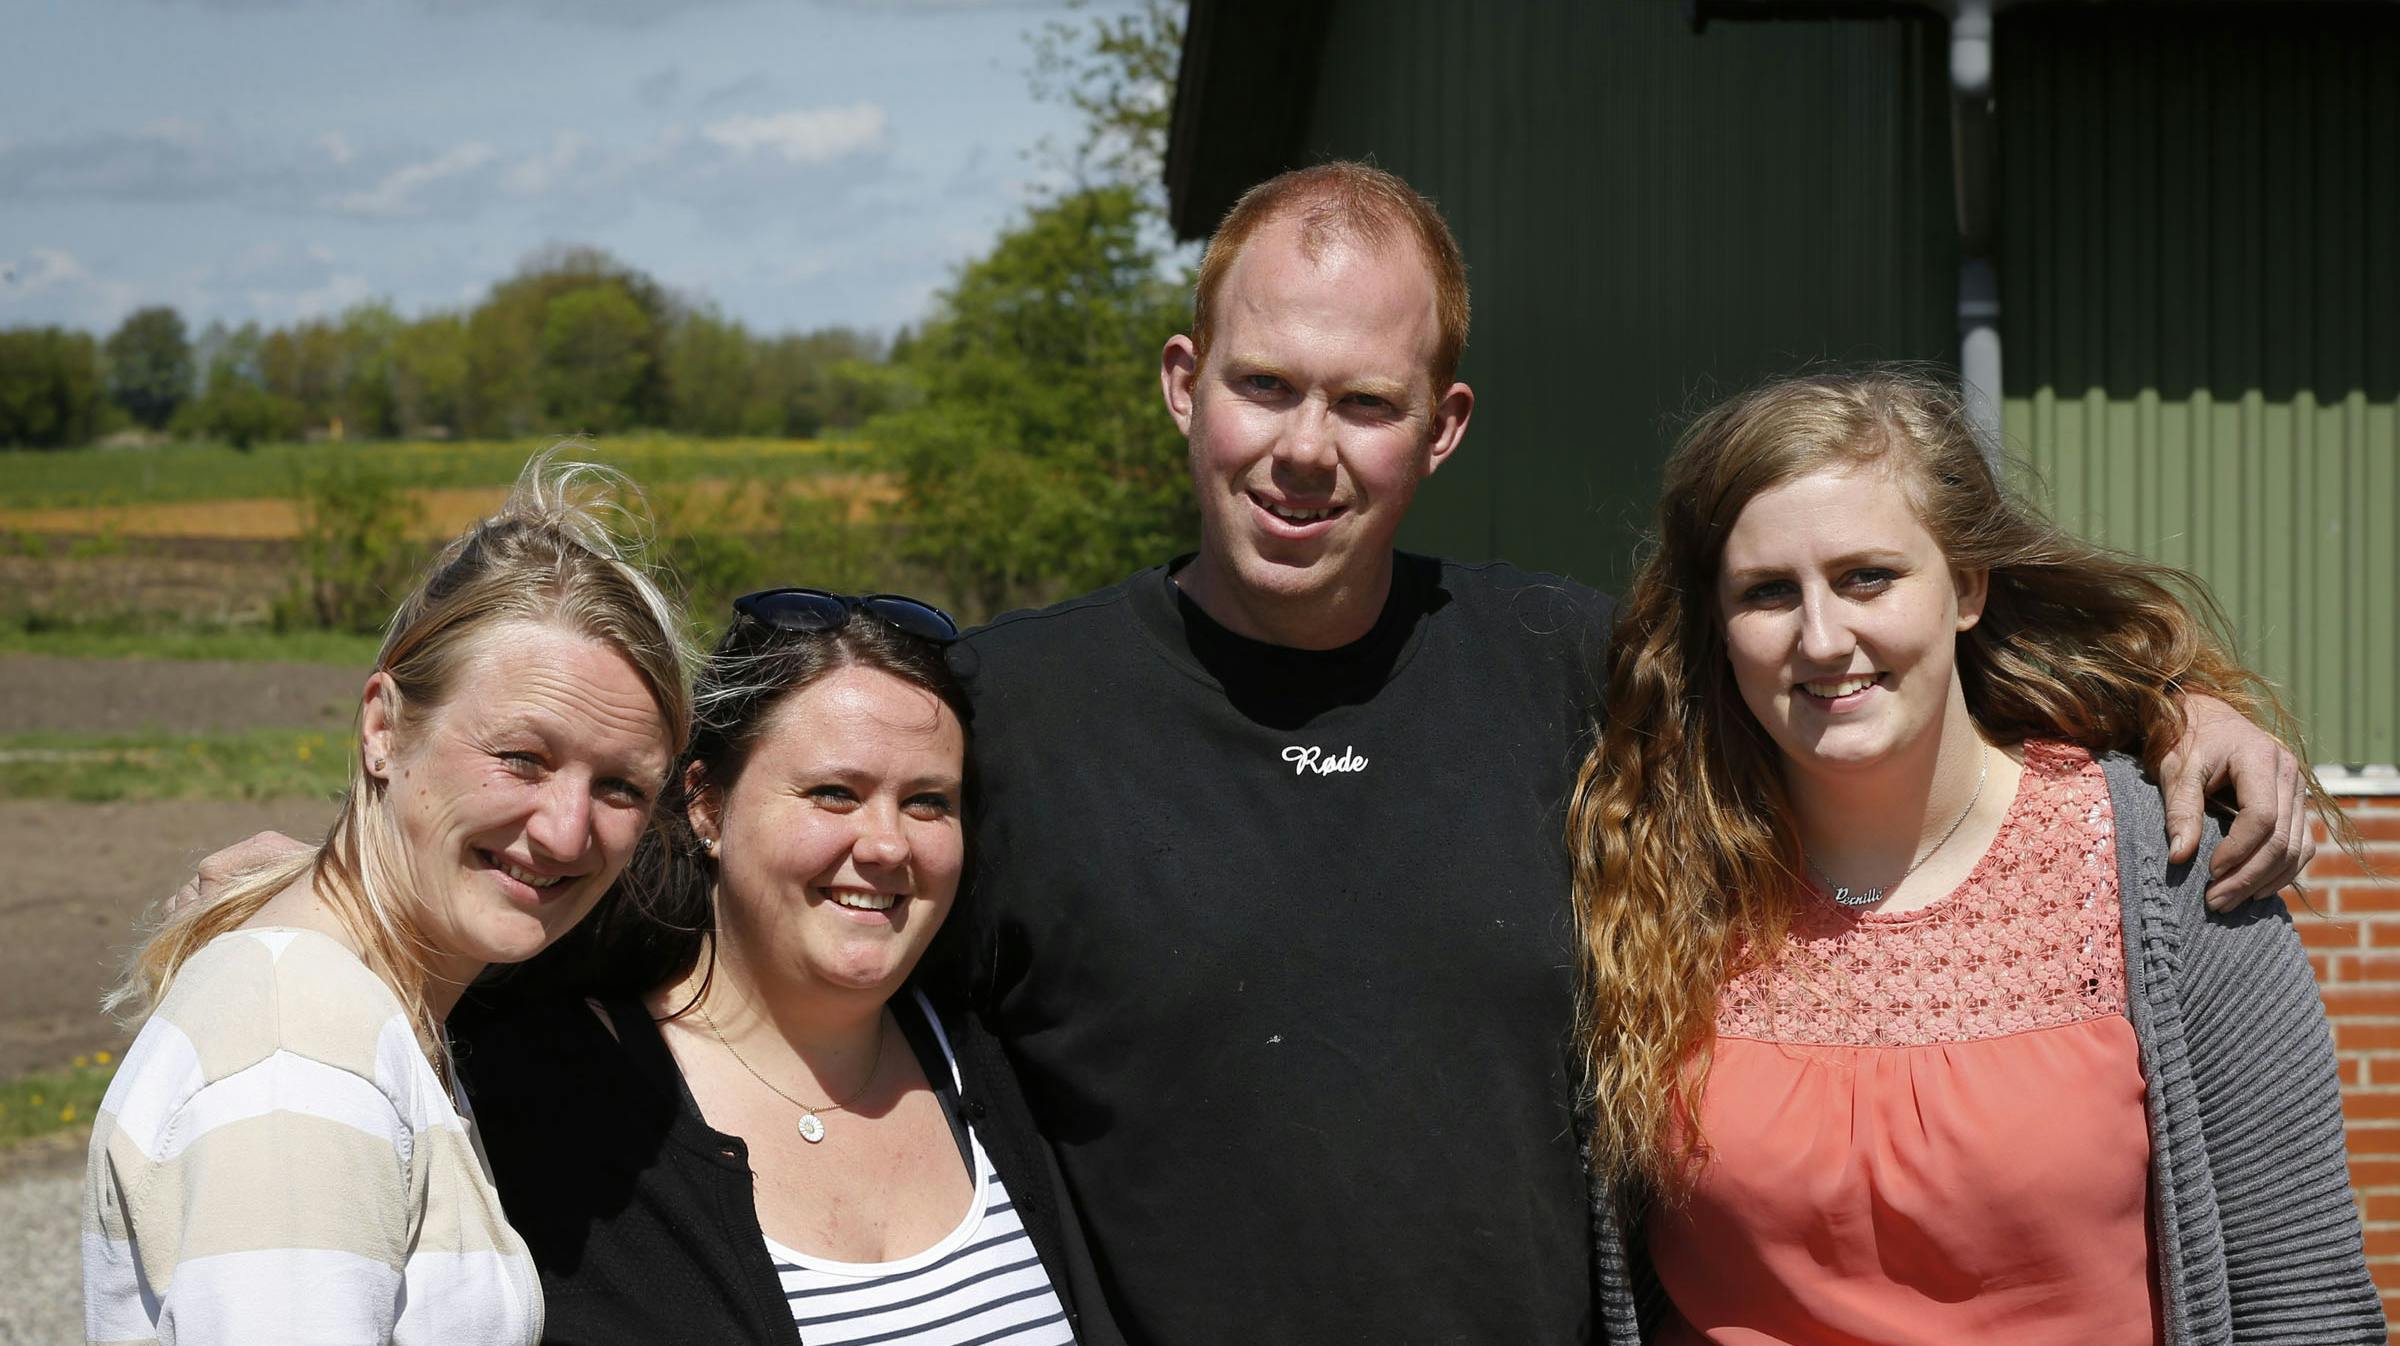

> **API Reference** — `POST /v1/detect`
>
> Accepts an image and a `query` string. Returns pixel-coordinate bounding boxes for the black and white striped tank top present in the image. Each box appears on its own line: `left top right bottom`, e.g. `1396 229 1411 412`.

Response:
764 993 1074 1345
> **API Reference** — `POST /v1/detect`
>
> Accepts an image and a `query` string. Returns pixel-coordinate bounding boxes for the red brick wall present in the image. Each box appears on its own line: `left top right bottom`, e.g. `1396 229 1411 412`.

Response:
2305 793 2400 1334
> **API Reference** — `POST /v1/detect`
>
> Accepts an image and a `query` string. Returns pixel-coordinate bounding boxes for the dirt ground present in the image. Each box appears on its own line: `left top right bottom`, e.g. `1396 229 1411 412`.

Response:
0 654 362 736
0 797 341 1078
0 654 355 1077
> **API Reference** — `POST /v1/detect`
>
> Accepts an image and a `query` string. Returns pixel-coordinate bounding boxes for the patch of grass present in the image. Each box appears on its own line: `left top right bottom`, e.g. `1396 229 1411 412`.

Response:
0 436 861 510
0 728 353 802
64 526 127 559
0 619 381 665
0 1052 117 1148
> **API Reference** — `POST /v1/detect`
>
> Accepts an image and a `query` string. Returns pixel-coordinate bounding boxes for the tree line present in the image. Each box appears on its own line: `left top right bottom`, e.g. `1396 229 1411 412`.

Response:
0 245 891 450
6 0 1194 621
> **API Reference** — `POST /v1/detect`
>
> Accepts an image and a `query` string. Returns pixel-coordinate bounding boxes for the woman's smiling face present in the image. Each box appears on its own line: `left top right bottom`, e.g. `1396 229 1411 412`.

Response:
366 620 673 990
695 664 966 1000
1716 461 1987 782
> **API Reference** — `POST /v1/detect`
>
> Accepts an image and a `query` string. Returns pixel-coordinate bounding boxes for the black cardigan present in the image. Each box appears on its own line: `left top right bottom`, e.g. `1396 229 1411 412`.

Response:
450 987 1122 1346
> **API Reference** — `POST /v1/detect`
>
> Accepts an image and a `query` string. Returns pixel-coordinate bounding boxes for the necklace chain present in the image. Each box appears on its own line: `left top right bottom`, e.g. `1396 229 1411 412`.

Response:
1808 745 1991 909
697 1002 886 1144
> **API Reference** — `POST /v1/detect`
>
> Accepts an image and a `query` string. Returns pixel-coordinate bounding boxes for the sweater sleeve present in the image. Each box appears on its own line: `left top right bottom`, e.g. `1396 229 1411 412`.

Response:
2172 885 2387 1343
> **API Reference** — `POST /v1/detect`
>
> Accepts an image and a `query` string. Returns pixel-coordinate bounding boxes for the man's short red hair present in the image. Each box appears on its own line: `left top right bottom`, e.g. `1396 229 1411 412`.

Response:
1189 162 1471 397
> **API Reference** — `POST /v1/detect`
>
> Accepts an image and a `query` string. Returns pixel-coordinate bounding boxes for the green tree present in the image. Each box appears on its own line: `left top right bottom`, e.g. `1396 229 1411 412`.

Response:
541 285 654 432
464 299 542 437
102 306 194 430
259 320 345 431
0 328 109 448
388 314 469 436
664 307 756 436
745 327 888 437
1029 0 1183 202
870 186 1191 617
463 241 672 429
334 302 402 438
174 321 303 449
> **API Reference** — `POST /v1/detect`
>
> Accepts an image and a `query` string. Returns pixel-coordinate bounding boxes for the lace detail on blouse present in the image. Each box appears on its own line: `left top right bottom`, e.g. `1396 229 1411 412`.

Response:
1715 740 2126 1048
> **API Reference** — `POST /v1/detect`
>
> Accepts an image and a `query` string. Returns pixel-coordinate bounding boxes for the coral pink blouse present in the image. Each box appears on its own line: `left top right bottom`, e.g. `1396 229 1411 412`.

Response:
1648 741 2162 1345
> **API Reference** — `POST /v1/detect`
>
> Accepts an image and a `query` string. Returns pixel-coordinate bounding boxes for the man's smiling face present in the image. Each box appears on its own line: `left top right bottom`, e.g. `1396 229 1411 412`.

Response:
1163 215 1470 648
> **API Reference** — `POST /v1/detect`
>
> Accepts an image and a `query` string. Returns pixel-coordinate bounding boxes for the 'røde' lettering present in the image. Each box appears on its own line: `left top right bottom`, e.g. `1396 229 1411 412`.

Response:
1282 745 1368 776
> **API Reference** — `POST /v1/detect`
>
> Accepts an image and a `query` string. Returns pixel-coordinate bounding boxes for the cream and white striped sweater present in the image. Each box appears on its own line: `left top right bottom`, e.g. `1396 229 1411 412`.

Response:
82 927 541 1346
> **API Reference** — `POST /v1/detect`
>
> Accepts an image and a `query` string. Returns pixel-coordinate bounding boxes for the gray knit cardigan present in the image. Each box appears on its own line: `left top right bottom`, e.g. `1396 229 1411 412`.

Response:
1590 752 2386 1344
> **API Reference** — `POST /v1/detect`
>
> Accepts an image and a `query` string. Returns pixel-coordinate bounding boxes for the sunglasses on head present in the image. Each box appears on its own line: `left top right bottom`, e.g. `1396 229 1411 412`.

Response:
731 588 960 643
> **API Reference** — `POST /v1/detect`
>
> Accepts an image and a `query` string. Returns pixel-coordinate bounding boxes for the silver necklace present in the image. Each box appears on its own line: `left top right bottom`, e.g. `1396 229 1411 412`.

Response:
1807 745 1991 908
697 1004 886 1144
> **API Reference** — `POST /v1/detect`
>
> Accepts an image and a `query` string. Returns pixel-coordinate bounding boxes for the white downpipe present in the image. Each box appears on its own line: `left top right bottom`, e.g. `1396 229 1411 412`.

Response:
1952 0 2003 466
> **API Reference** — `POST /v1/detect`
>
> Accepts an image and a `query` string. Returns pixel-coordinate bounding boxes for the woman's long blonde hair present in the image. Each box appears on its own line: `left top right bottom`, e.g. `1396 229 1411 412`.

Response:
109 450 693 1059
1568 366 2344 1197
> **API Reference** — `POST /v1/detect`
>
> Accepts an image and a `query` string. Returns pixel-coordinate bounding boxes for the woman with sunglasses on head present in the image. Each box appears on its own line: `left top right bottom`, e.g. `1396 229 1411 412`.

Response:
1571 369 2380 1344
448 587 1115 1346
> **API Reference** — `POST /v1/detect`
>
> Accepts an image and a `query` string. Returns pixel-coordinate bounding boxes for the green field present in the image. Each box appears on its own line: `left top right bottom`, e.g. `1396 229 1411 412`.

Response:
0 623 384 664
0 728 354 802
0 435 864 509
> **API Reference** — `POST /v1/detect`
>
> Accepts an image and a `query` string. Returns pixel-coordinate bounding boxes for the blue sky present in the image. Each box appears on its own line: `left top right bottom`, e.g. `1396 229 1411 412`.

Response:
0 0 1124 339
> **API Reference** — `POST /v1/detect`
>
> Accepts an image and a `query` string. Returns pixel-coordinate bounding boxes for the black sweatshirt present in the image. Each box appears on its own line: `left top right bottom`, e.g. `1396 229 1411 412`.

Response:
947 553 1613 1345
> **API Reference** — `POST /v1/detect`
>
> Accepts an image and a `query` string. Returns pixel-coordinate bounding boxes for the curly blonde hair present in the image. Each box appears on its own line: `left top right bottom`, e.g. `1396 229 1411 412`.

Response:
1568 366 2338 1198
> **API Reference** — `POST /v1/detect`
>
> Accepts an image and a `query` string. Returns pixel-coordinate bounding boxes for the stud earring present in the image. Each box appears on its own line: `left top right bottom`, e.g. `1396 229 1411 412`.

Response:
703 837 719 858
371 757 386 772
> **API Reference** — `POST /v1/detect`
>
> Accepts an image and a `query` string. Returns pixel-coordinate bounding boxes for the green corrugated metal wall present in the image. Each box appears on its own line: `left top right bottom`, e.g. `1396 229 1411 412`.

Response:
1997 9 2400 765
1275 1 2396 763
1296 0 1954 594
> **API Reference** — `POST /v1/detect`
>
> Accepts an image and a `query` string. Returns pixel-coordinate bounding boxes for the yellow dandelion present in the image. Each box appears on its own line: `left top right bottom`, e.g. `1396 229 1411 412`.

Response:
96 1050 112 1065
29 1093 43 1107
297 742 313 762
73 1055 87 1069
61 1104 76 1123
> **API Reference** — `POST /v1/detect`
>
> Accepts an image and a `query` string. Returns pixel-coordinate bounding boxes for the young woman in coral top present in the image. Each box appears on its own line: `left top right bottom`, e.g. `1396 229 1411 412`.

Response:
1571 369 2381 1345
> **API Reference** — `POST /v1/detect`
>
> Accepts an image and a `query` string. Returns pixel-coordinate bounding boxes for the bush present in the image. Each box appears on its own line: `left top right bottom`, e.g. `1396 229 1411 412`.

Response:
171 382 307 450
647 471 916 642
277 458 427 632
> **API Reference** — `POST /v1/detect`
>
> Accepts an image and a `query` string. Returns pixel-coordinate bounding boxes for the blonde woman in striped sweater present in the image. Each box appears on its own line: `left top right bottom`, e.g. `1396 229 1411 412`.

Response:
83 457 690 1346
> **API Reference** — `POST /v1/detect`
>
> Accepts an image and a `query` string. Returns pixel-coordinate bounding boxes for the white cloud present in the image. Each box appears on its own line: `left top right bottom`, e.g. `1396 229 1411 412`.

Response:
242 270 373 324
317 131 355 165
701 103 887 165
3 247 98 297
136 116 206 148
331 141 498 216
505 131 587 196
0 247 144 328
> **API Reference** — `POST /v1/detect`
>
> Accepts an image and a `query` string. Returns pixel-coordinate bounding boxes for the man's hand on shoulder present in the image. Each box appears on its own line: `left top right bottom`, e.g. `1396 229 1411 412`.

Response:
2160 694 2315 911
170 830 308 915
